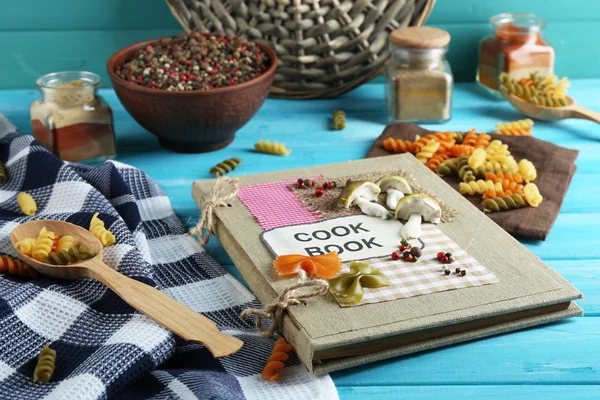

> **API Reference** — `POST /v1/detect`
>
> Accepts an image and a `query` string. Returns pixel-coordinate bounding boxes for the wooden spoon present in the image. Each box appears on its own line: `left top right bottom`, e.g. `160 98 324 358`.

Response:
10 220 243 358
504 93 600 123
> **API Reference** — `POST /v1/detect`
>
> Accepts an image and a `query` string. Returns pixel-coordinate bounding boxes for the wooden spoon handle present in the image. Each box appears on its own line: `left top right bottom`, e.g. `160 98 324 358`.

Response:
85 258 243 357
571 104 600 124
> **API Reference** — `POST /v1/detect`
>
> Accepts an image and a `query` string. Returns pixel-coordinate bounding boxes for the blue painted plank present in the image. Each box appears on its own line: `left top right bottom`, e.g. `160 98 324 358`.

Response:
338 386 600 400
331 317 599 386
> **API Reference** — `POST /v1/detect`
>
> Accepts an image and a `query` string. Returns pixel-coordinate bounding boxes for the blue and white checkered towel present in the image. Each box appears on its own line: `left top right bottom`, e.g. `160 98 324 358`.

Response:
0 115 338 400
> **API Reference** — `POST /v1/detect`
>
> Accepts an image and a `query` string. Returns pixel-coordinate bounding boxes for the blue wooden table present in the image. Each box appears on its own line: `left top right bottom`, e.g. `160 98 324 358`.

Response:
1 82 599 399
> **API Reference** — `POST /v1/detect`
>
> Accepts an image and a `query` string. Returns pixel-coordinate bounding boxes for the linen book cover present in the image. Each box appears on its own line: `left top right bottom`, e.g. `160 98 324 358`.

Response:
192 154 582 375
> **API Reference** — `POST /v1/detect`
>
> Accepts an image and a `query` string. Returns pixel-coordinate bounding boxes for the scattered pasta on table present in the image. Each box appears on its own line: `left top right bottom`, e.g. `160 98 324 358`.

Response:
33 344 56 383
254 140 292 156
17 192 36 216
332 110 346 130
209 158 242 177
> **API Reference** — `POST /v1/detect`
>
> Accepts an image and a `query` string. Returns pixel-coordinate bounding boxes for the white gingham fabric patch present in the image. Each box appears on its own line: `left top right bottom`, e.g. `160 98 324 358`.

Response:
337 224 498 307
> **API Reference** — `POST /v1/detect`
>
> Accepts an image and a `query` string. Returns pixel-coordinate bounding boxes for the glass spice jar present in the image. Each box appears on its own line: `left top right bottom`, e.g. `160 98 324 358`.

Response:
30 71 116 163
477 13 555 97
386 27 453 123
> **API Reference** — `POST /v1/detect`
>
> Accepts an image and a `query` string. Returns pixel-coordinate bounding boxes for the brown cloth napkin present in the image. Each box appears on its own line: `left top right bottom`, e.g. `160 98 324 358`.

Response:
366 122 578 240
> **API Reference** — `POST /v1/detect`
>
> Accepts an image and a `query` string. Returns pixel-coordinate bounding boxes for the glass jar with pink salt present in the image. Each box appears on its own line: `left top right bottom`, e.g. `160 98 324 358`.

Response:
30 71 116 163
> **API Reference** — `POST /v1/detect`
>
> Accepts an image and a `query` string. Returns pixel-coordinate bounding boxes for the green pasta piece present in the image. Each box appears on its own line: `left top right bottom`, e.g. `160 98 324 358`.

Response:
0 161 7 184
481 194 527 212
453 131 465 144
472 164 505 179
456 156 475 183
329 261 390 304
435 158 458 177
33 344 56 382
209 158 243 177
332 110 346 130
44 246 95 265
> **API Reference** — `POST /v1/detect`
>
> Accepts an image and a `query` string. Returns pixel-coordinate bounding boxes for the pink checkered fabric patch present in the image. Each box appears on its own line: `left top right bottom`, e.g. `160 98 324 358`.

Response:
237 178 322 230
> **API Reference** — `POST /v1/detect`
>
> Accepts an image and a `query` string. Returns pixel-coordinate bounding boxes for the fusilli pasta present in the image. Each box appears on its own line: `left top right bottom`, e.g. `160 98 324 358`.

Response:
518 159 537 182
415 140 440 164
32 228 57 262
254 140 292 156
56 235 75 253
17 192 36 216
435 158 458 176
457 156 476 183
450 144 474 157
14 238 37 255
0 255 38 278
426 151 450 170
262 338 293 381
383 137 416 154
209 158 243 177
33 344 56 383
500 72 570 107
89 212 116 246
484 171 524 184
44 247 96 265
468 148 486 169
482 194 527 212
459 180 501 196
333 110 346 130
523 183 544 207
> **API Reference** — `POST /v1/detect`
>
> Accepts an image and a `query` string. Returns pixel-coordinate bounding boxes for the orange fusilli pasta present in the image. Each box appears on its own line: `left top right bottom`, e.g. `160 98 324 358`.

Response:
0 255 38 278
262 338 293 381
383 138 415 154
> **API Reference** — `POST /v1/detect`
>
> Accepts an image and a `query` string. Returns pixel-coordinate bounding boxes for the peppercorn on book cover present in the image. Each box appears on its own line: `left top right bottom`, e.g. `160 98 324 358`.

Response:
192 154 582 375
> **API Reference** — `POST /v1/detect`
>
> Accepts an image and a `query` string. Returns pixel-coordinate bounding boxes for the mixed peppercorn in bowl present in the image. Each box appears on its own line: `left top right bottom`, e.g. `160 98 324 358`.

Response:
107 31 277 153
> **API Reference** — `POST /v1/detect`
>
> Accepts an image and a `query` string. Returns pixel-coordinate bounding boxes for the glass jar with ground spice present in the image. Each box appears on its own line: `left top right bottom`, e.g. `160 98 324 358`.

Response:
477 13 554 97
386 27 453 123
30 71 116 163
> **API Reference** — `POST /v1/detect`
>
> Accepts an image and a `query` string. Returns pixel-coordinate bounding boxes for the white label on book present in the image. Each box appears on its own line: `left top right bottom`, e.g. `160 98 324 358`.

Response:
261 215 405 263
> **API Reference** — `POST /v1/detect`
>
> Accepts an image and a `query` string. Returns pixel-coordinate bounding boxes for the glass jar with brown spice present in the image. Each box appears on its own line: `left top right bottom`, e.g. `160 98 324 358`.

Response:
477 13 554 97
386 27 453 124
30 71 116 163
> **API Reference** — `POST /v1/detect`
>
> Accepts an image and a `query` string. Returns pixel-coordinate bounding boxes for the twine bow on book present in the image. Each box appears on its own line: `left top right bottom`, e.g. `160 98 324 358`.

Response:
190 177 239 245
241 272 329 337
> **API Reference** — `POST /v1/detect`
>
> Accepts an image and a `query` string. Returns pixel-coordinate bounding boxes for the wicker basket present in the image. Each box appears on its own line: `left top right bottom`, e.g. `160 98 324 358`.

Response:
166 0 436 99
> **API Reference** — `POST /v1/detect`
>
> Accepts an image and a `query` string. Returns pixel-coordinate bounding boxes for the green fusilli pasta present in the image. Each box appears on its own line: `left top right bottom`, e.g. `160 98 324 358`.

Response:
43 246 96 265
481 194 527 212
33 344 56 383
333 110 346 130
435 158 458 177
457 156 476 183
209 158 243 177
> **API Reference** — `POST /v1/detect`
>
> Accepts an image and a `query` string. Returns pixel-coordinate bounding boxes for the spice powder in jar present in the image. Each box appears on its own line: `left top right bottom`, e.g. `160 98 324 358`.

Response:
30 71 116 163
477 13 554 96
386 27 453 123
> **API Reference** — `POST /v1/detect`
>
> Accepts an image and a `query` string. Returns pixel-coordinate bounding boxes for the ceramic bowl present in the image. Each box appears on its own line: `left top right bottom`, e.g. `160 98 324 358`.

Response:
107 37 277 153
